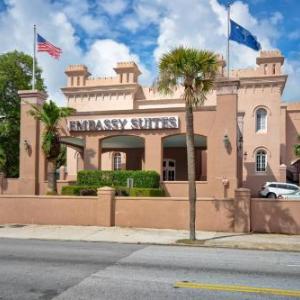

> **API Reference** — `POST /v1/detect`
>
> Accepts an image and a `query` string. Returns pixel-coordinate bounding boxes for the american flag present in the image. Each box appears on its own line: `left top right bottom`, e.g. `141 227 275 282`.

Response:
37 33 62 59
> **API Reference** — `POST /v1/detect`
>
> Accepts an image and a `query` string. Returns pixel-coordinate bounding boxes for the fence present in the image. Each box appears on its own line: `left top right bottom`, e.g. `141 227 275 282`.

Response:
0 187 299 234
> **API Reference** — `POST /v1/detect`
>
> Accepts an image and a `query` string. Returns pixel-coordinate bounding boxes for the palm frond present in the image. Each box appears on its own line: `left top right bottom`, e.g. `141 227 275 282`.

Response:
29 99 75 158
157 46 218 106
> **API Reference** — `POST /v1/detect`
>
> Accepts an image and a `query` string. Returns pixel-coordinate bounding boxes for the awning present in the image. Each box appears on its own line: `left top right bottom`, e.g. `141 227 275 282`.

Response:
60 136 85 151
291 158 300 165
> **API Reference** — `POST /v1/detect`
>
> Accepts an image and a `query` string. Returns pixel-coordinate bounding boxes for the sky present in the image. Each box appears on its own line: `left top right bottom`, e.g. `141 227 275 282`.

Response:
0 0 299 104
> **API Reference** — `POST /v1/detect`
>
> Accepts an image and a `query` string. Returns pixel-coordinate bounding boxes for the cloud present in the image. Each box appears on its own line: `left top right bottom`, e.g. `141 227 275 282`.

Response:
0 0 298 103
0 0 149 105
83 39 151 84
98 0 128 16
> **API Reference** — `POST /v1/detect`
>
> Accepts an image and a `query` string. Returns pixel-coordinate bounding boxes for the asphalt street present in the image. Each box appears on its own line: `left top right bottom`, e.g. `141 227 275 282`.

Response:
0 238 299 300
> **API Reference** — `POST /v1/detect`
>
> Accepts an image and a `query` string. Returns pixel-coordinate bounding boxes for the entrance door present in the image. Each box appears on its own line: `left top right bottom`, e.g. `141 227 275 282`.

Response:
163 159 176 181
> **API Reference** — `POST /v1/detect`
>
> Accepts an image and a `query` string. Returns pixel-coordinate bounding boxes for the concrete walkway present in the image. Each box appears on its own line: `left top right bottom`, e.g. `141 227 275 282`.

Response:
0 224 299 251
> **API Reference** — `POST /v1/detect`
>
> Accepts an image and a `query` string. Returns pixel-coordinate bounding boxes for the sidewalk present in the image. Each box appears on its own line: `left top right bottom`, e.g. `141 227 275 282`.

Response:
0 224 299 251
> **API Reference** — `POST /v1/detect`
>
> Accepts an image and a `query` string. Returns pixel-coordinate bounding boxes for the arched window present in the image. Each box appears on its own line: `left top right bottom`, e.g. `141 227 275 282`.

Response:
256 108 267 132
256 150 267 172
113 152 121 170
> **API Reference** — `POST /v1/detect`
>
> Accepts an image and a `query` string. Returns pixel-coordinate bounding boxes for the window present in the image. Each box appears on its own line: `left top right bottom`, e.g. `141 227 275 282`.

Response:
256 108 267 132
113 152 121 170
256 150 267 172
163 159 176 181
272 64 276 75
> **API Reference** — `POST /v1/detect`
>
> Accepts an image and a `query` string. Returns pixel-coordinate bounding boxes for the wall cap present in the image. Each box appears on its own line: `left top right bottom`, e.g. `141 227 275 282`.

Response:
235 188 251 192
97 186 115 193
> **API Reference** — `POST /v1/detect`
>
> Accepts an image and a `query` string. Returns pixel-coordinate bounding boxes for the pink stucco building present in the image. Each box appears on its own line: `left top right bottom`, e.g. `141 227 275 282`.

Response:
1 49 300 198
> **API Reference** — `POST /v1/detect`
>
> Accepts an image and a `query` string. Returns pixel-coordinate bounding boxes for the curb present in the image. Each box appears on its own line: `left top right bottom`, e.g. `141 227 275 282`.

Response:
175 240 300 252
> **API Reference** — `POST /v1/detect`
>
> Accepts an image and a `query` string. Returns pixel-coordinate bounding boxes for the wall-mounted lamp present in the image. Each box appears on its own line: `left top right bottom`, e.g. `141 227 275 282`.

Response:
238 136 243 151
243 151 248 160
24 139 30 153
223 134 230 148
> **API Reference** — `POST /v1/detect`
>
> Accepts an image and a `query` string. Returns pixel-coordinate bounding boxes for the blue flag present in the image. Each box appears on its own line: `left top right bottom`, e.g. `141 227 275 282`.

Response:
229 19 261 51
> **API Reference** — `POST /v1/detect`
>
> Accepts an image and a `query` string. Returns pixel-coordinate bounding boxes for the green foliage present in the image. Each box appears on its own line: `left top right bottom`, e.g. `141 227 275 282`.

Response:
0 51 45 177
56 144 66 169
0 146 6 172
29 100 75 159
61 185 99 196
294 144 300 157
46 191 58 196
77 170 160 188
61 185 165 197
157 46 218 107
127 187 165 197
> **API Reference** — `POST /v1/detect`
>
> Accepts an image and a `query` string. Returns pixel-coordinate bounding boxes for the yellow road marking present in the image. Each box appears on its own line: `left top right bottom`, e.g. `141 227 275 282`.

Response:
175 282 300 298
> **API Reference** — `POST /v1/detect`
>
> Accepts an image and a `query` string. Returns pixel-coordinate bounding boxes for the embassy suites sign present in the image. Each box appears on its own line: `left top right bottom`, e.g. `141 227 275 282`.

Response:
69 116 179 132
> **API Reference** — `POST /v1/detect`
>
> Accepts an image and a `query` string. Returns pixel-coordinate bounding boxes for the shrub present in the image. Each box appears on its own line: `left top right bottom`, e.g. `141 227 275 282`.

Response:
61 185 165 197
77 170 160 188
61 185 98 196
127 187 165 197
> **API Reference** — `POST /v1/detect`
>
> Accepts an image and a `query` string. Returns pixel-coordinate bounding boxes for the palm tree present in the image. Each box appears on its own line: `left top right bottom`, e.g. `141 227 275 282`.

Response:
158 47 218 240
29 100 75 194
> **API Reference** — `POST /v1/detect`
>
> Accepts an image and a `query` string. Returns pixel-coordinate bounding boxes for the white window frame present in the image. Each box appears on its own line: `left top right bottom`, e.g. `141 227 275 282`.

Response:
256 108 267 133
255 150 267 173
113 152 122 170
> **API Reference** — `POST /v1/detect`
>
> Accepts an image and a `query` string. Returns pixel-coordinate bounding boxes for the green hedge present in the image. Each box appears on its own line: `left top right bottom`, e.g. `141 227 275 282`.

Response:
61 185 99 196
61 185 165 197
77 170 160 188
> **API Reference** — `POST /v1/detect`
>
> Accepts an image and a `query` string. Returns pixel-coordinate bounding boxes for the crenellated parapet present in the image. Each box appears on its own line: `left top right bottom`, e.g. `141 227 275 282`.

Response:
65 61 142 88
231 50 285 78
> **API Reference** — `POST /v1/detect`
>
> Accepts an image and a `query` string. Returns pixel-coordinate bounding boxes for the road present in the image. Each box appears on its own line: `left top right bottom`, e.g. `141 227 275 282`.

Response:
0 239 299 299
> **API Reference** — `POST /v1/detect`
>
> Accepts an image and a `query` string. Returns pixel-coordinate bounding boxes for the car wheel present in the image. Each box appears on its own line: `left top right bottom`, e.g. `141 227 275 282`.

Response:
267 193 276 199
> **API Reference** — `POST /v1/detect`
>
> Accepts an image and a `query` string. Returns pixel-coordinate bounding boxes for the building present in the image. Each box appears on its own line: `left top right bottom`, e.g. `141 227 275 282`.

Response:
1 49 300 198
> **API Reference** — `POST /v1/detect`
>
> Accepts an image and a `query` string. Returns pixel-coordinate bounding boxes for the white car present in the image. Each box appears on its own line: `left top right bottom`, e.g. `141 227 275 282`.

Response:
259 182 300 198
278 190 300 200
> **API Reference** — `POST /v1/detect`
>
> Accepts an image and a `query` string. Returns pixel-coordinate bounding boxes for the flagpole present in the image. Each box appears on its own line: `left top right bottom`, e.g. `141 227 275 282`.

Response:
227 2 231 79
33 24 36 90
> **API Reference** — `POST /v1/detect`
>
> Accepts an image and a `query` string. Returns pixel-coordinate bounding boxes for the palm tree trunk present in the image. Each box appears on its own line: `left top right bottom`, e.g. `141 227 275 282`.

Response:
185 103 196 240
47 159 57 194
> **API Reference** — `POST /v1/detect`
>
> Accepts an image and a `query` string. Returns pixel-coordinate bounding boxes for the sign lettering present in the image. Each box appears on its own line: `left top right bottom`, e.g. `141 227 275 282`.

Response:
68 116 179 131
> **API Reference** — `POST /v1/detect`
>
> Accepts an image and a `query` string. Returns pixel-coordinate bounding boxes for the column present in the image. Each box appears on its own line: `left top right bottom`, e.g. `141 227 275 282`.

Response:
84 135 100 169
207 79 239 198
234 188 251 233
18 90 47 195
97 187 115 226
144 135 162 178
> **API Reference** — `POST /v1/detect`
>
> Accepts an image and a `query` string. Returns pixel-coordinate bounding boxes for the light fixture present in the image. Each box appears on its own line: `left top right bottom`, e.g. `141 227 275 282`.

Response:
24 139 30 153
238 135 243 151
223 134 230 148
243 151 248 160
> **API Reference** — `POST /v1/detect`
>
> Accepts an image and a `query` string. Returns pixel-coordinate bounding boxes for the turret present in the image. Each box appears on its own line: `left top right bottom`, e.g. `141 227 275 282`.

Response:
256 50 284 76
65 65 91 87
113 62 141 84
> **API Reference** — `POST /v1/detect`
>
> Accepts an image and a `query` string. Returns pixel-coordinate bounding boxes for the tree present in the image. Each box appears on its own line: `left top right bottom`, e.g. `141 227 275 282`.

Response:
0 51 45 177
158 47 218 240
29 100 75 194
0 146 6 173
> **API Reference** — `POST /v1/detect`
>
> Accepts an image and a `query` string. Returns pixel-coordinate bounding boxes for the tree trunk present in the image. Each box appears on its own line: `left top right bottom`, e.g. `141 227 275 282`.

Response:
185 103 196 240
47 159 57 194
